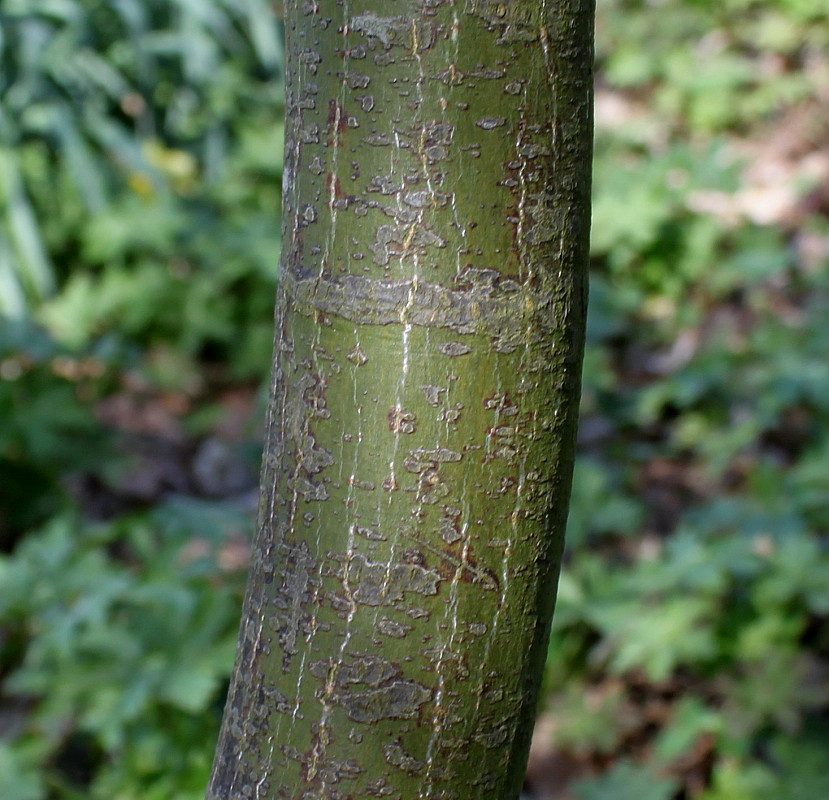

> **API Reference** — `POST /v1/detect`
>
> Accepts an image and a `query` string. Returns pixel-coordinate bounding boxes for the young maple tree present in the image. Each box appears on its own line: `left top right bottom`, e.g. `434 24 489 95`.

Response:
207 2 594 798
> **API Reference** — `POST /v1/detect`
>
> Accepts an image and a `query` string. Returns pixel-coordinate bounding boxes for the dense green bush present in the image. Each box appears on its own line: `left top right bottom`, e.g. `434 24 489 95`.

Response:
0 505 247 800
543 0 829 795
1 0 283 375
2 0 829 797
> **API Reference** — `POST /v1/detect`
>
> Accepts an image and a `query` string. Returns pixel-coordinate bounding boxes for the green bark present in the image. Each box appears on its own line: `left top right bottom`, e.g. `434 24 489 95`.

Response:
207 1 594 798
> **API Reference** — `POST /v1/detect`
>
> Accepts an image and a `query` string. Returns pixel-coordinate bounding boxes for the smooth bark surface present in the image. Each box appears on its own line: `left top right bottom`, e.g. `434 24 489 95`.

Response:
208 1 594 798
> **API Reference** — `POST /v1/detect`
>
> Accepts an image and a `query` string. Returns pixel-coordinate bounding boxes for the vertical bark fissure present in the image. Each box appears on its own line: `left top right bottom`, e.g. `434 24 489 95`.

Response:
208 2 594 798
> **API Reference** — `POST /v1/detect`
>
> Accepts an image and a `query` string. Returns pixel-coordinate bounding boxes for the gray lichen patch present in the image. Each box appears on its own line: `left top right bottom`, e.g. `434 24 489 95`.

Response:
309 654 400 688
384 739 425 774
438 341 472 357
310 653 431 723
302 757 363 787
271 540 319 670
423 648 471 681
475 116 506 130
346 72 372 89
467 0 540 43
525 192 560 245
403 446 462 474
388 406 417 434
346 344 368 365
332 680 432 723
376 615 414 638
352 524 387 541
473 726 510 749
295 475 330 502
336 552 441 605
299 434 335 474
366 174 403 195
350 13 437 51
438 516 462 544
368 222 446 267
421 384 448 406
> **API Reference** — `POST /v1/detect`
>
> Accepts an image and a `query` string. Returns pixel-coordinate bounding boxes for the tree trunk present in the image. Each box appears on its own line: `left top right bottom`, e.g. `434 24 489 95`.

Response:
207 2 594 798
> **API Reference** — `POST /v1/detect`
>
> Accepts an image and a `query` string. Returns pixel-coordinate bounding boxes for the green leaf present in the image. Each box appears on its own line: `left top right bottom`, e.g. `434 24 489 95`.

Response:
572 760 678 800
654 697 722 764
699 758 776 800
590 596 717 680
0 743 46 800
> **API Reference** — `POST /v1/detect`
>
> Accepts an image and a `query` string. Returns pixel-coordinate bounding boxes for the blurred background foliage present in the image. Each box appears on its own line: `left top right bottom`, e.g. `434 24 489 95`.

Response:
1 0 828 798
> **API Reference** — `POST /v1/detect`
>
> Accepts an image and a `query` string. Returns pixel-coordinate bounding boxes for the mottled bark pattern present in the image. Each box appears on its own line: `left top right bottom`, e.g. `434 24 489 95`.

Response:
208 1 593 798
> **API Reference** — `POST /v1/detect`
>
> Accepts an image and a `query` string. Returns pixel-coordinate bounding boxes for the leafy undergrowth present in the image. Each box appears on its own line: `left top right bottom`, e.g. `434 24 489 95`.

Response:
527 0 829 797
2 0 829 798
0 506 248 800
